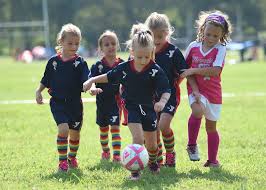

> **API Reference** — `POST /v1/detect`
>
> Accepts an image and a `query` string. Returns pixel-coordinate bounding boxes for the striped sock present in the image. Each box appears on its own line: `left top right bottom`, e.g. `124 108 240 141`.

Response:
57 135 68 161
68 139 79 160
147 148 158 164
111 128 121 156
162 129 175 153
100 126 110 152
157 130 163 165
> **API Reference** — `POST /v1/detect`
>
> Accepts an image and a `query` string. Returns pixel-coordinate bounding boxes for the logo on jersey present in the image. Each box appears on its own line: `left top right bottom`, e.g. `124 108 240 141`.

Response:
122 71 127 79
73 122 80 128
110 116 118 123
98 64 103 73
73 60 80 67
166 50 175 58
152 119 157 128
168 105 175 112
52 61 57 70
149 69 158 77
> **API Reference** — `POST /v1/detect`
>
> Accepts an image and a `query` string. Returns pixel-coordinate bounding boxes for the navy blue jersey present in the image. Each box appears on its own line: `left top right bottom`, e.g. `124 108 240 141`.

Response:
155 42 188 88
107 60 170 107
90 57 124 101
41 54 90 99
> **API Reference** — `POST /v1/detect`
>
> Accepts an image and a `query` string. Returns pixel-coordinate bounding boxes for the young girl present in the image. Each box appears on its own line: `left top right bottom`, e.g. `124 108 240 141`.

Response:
84 29 171 180
35 23 90 172
145 12 191 167
89 30 123 162
181 10 232 167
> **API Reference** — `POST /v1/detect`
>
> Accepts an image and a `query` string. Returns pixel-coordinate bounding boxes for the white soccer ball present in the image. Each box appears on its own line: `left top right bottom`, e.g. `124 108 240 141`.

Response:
121 144 149 171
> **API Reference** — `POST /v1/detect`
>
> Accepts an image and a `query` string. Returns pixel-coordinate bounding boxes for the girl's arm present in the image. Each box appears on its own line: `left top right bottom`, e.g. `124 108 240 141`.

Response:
154 92 171 113
83 74 108 92
181 67 222 78
187 76 201 103
35 83 46 104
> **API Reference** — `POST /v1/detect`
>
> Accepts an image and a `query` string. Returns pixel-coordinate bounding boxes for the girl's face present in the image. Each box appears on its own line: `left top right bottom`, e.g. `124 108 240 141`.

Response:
61 33 80 58
133 46 153 66
203 23 223 48
101 36 117 57
152 29 168 53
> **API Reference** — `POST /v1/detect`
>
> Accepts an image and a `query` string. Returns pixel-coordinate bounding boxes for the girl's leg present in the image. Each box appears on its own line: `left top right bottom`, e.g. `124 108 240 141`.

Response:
99 125 110 160
57 123 69 171
205 119 220 166
158 113 175 167
156 129 163 166
110 125 121 162
68 129 80 168
144 130 160 174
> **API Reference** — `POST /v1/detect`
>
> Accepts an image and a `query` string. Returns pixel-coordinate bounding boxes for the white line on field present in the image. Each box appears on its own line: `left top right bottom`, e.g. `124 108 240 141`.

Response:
0 92 265 105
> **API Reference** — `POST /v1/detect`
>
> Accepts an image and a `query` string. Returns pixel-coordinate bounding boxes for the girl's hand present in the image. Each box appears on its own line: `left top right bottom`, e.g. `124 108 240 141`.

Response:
35 90 43 104
83 79 93 92
193 91 201 103
89 88 103 96
154 101 166 113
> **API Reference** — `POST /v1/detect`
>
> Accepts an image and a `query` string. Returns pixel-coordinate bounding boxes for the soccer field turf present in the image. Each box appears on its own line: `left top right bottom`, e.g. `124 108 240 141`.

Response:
0 56 265 189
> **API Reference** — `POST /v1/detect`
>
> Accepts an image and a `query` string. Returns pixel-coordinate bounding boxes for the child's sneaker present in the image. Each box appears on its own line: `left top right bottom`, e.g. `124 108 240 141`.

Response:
165 151 176 167
148 162 160 174
68 158 78 169
112 155 121 163
186 144 200 161
128 171 140 181
203 160 220 168
101 151 110 160
58 160 68 172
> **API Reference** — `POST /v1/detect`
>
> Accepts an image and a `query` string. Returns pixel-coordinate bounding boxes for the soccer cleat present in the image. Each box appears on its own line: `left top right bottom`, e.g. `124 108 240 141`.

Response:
58 160 68 172
112 155 121 163
128 171 140 181
186 144 200 161
165 151 176 167
203 160 220 168
101 151 110 160
148 162 160 174
68 158 78 169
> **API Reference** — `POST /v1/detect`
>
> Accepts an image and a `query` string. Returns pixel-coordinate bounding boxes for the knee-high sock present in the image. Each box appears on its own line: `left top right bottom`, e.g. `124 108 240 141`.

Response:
188 114 202 145
111 128 121 156
156 130 163 165
57 135 68 161
100 126 110 152
162 129 175 153
147 148 158 164
207 131 220 163
68 139 79 160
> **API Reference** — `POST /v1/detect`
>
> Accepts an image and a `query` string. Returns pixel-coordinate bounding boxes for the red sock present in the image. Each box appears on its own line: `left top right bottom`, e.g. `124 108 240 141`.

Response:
207 131 220 163
188 114 202 145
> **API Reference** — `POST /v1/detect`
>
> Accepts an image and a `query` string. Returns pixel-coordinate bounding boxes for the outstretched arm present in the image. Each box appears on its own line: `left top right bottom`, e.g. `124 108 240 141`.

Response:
181 67 222 78
83 74 108 92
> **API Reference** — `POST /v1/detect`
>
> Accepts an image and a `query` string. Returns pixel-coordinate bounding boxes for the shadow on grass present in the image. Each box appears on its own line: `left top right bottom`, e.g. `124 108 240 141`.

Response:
120 167 245 189
42 168 84 184
85 159 122 172
187 168 245 182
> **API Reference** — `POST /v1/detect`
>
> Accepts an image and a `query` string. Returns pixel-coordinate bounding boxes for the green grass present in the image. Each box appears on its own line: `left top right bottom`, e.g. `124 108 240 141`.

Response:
0 56 266 189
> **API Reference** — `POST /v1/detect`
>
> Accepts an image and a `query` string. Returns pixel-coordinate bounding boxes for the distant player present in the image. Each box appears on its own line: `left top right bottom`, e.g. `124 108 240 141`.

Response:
181 10 232 167
84 29 171 180
35 23 90 172
145 12 191 167
89 30 123 162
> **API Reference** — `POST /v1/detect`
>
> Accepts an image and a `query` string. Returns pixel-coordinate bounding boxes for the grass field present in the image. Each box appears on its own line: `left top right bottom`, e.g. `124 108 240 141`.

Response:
0 55 266 190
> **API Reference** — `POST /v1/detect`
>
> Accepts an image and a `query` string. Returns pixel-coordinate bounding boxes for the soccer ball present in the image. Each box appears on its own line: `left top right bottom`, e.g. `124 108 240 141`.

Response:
121 144 149 171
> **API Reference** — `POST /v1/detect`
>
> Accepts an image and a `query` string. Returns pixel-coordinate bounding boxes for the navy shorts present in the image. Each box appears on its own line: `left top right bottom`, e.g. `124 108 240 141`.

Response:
50 97 83 131
96 100 120 127
161 93 178 116
126 104 157 132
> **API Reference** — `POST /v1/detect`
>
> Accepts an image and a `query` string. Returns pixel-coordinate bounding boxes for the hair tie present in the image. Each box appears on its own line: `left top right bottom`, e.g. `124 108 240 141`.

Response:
206 14 225 26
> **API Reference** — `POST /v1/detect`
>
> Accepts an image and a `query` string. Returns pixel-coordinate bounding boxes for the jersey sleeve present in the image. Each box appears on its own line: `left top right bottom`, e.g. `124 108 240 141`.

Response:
40 60 51 88
106 63 124 85
154 65 171 97
173 48 189 74
184 42 194 67
81 60 90 83
213 45 226 67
